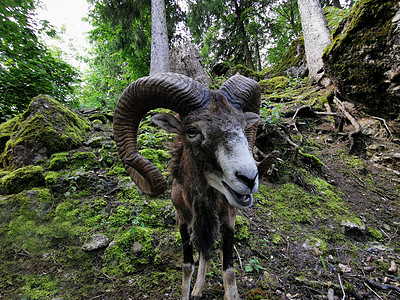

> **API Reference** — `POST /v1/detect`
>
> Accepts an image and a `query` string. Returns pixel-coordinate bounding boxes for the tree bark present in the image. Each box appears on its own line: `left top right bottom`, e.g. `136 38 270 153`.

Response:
232 0 255 71
332 0 342 8
150 0 170 75
298 0 331 85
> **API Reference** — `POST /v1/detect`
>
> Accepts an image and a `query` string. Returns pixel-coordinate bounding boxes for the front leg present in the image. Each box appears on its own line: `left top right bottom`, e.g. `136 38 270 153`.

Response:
191 251 208 299
221 223 240 300
180 223 194 300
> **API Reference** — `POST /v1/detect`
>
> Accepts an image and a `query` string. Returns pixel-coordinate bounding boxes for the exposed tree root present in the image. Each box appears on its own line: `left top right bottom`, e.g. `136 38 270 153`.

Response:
372 116 394 142
333 96 361 153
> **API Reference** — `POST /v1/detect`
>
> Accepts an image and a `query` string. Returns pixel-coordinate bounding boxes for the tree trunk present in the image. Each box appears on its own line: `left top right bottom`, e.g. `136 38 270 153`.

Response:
255 39 262 72
150 0 170 75
232 0 255 71
298 0 331 85
332 0 342 8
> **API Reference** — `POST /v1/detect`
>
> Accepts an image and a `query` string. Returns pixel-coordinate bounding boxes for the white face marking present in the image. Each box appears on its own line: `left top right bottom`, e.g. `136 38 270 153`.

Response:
205 126 259 208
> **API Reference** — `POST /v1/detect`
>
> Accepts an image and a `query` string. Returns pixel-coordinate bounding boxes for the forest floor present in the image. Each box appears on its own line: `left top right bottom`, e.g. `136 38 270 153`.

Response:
1 79 400 300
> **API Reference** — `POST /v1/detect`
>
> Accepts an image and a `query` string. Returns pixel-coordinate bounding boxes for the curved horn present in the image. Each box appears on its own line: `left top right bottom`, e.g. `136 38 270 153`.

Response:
219 75 261 148
114 73 209 196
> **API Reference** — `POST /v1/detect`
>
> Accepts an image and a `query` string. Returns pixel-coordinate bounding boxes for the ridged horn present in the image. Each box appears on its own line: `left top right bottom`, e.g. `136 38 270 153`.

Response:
114 73 210 196
219 75 261 148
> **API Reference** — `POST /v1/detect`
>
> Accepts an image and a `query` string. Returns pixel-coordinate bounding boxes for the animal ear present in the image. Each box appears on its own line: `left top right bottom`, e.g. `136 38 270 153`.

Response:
152 113 183 134
244 112 260 129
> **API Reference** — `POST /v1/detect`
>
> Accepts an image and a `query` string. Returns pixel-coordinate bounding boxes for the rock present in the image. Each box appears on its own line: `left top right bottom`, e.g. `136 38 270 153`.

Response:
359 118 388 138
132 242 143 255
323 0 400 120
1 166 45 194
389 261 398 273
85 136 103 148
327 288 335 300
81 234 109 252
338 263 352 273
169 43 212 87
311 247 323 257
0 95 91 169
340 220 366 235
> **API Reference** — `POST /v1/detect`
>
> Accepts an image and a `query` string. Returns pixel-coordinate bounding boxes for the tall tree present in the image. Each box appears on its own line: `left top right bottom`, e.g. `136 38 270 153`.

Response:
85 0 182 108
266 0 302 64
188 0 272 71
0 0 79 121
150 0 170 74
298 0 331 85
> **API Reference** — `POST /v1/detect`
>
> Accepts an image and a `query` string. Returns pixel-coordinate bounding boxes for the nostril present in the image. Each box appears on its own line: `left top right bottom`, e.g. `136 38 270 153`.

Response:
235 172 258 189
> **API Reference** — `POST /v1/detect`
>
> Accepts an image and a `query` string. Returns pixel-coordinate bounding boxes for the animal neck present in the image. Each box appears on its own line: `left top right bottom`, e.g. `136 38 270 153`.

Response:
183 151 221 258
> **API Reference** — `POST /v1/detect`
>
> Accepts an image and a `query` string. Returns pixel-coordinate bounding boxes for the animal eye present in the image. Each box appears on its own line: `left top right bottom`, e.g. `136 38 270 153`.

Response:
186 127 199 139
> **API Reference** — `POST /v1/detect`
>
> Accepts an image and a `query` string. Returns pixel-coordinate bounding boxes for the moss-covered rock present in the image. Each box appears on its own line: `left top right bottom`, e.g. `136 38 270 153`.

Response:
71 152 99 169
323 0 400 119
88 113 108 124
268 37 307 78
0 116 19 154
0 95 91 169
49 152 70 171
259 76 290 94
1 166 45 194
226 64 260 81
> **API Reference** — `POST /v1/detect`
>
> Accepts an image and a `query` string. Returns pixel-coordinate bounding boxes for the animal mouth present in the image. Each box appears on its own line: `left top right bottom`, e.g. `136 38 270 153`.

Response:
222 181 253 207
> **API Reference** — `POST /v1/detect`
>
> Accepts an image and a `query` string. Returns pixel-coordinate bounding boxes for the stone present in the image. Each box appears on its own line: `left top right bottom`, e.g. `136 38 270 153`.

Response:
0 95 91 169
359 118 388 139
169 43 212 87
132 242 143 255
340 220 366 234
323 0 400 120
81 234 109 252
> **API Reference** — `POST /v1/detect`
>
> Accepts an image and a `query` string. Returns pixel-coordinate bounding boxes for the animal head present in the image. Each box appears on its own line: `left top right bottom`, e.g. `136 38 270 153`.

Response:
113 73 261 208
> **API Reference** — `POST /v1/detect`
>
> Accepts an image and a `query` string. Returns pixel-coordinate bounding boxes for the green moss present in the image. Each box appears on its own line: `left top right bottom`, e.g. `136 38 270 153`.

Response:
231 64 259 79
49 152 70 170
235 215 250 240
366 226 384 241
2 165 45 194
88 113 108 124
298 152 324 170
71 152 99 169
269 36 306 78
0 95 91 169
20 274 59 299
44 171 60 188
0 116 19 154
103 226 156 276
139 148 170 172
259 76 290 94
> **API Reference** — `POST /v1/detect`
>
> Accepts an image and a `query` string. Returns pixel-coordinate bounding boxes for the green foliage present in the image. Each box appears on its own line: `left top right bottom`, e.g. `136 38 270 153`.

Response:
0 0 80 121
265 0 302 64
78 0 183 110
245 257 265 273
187 0 273 70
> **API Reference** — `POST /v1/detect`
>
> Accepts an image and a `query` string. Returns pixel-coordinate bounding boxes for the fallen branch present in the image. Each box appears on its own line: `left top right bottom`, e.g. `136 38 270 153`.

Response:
372 116 393 142
363 277 400 294
333 96 361 153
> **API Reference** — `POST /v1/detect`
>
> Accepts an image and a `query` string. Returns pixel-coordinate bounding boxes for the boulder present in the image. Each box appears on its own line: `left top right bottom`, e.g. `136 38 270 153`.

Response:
0 95 91 169
169 43 212 87
323 0 400 119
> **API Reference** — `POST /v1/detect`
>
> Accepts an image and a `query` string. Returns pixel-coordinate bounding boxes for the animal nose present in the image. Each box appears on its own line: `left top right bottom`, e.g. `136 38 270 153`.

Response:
235 172 258 190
